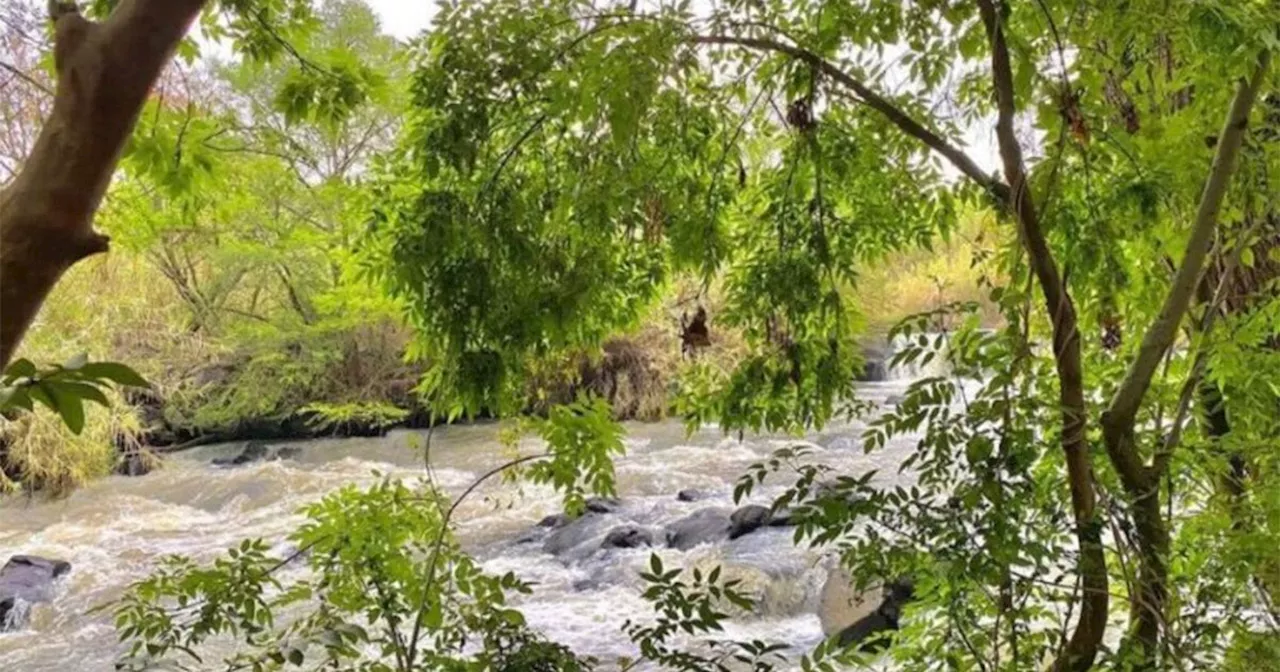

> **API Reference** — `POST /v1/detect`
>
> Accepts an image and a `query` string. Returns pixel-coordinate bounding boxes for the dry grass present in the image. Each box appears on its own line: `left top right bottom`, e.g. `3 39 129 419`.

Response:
0 391 146 496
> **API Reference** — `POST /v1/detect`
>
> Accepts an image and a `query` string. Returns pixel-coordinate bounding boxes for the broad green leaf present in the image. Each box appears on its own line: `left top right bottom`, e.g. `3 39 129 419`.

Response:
79 362 150 388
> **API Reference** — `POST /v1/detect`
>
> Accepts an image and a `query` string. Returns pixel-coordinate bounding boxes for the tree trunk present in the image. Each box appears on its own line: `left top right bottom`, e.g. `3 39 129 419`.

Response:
1103 51 1272 670
0 0 206 369
974 3 1109 668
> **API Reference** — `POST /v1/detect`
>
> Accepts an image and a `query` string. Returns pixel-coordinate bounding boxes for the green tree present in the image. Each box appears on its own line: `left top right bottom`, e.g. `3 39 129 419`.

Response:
365 0 1276 669
77 0 1280 670
0 0 379 369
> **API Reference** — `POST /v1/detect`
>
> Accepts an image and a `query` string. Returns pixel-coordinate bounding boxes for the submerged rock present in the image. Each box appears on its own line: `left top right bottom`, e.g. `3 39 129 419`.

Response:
601 525 655 550
0 555 71 631
665 507 732 550
858 343 890 382
676 488 711 502
212 441 300 466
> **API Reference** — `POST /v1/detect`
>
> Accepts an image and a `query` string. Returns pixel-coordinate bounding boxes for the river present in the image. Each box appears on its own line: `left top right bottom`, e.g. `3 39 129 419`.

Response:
0 380 923 671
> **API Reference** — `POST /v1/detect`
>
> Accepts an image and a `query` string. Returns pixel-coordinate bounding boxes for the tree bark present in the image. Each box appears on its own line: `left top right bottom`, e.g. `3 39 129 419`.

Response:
0 0 207 369
1101 50 1271 669
973 3 1108 669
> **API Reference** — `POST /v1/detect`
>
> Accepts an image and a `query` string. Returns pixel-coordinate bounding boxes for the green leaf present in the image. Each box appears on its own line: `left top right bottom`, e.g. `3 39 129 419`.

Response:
60 381 111 407
4 358 37 379
2 388 33 412
46 384 86 434
80 362 150 388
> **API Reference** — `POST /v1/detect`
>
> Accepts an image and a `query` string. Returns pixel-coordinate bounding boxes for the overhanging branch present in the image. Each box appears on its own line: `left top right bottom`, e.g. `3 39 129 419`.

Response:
688 33 1009 202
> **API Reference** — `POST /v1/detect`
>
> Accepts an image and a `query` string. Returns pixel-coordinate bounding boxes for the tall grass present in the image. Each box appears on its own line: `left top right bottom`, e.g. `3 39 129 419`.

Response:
850 210 1003 334
3 255 205 494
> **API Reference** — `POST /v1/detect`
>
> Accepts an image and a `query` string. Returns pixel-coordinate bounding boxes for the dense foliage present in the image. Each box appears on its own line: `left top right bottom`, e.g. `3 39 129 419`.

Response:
2 0 1279 670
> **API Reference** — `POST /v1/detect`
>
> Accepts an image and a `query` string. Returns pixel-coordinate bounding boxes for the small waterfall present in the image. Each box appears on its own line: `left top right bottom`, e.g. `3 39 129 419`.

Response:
0 599 31 633
862 332 952 382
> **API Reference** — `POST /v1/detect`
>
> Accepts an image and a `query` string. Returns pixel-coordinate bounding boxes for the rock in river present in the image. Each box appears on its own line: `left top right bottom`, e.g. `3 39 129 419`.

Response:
0 555 71 631
676 488 711 502
664 507 732 550
819 567 917 652
601 525 655 549
212 440 300 466
728 505 772 539
543 513 614 558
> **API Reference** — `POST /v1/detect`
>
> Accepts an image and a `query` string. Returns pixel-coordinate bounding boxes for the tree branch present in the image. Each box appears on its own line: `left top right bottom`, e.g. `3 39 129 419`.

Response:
1 0 207 368
0 60 52 96
1104 50 1271 437
974 2 1106 670
688 33 1008 202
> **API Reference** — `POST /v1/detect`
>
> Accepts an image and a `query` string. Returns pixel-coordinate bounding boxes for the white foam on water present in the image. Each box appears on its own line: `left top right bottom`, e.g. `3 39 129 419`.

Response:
0 379 924 670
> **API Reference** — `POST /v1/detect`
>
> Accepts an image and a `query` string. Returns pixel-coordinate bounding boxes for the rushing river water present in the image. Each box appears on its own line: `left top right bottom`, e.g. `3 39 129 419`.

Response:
0 378 928 671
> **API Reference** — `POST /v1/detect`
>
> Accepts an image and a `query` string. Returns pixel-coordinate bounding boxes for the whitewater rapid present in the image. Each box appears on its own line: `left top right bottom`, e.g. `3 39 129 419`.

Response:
0 381 921 670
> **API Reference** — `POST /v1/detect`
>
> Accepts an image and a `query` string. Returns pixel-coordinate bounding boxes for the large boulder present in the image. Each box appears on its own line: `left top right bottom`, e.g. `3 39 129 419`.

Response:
0 555 71 631
601 525 655 550
836 579 915 651
818 568 883 636
819 568 916 651
665 507 732 550
542 514 613 557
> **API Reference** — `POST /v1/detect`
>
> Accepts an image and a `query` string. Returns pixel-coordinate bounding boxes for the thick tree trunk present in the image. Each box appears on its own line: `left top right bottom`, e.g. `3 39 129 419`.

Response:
0 0 206 369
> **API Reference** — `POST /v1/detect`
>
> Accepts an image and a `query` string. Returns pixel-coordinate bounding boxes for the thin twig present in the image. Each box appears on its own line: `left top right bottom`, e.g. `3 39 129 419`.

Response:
0 60 52 96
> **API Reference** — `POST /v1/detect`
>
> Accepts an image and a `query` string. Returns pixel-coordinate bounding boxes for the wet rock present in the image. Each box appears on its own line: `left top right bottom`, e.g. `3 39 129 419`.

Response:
571 577 599 591
538 513 572 528
0 555 71 631
768 508 796 527
515 528 545 544
836 579 916 651
820 568 916 652
584 497 621 514
676 488 710 502
858 343 890 382
819 568 880 634
729 505 772 539
665 507 732 550
213 440 270 466
602 525 654 549
212 441 301 466
543 514 612 557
